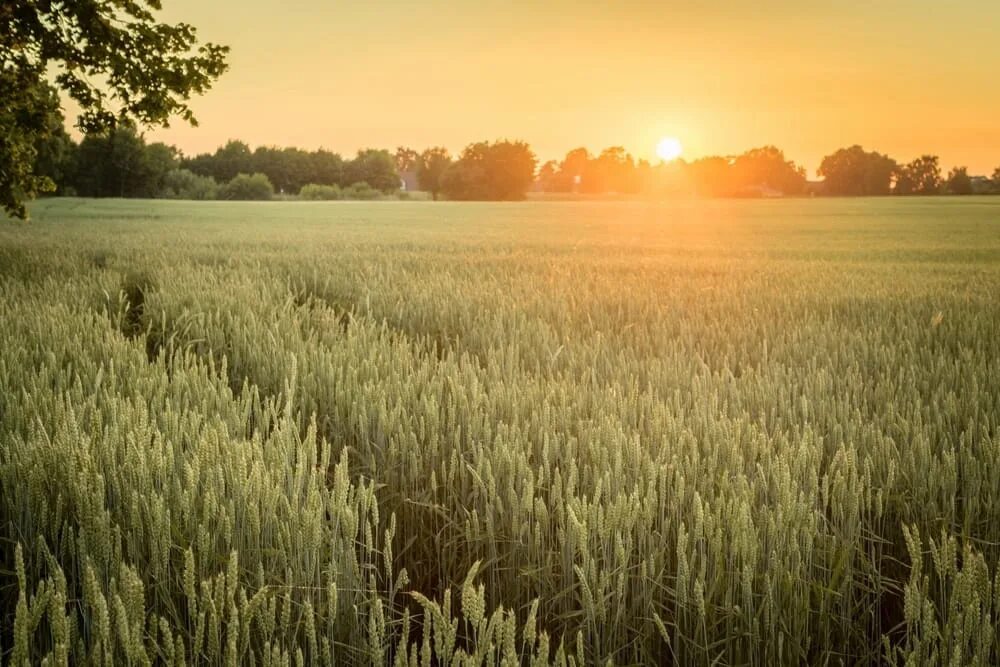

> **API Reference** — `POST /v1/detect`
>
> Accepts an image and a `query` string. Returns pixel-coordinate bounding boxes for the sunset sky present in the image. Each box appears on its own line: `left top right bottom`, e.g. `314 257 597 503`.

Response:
67 0 1000 175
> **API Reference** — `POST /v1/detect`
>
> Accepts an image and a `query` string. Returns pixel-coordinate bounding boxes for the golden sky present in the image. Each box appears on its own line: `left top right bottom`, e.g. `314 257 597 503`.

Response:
74 1 1000 175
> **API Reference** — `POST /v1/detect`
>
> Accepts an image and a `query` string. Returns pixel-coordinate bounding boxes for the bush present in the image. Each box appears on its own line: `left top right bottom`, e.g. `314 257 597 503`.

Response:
159 169 218 200
299 183 341 200
217 173 274 201
341 181 380 200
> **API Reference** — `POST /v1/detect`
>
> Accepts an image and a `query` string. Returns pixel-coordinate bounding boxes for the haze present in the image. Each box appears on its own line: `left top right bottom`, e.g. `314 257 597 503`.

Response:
71 0 1000 174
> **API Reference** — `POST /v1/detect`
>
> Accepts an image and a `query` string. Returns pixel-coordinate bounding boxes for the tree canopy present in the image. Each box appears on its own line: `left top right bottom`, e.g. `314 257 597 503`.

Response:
818 146 897 196
1 0 229 217
440 141 537 201
416 147 452 200
945 167 973 195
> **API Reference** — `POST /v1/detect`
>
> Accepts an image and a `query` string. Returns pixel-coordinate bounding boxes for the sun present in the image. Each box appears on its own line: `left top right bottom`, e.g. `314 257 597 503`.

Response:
656 136 683 162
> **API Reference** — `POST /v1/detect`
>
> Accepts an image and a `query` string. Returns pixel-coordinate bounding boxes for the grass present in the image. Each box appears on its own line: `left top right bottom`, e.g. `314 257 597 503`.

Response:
1 196 999 665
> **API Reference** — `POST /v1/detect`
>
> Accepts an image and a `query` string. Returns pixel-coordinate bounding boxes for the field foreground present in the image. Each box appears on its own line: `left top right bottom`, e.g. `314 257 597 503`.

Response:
2 197 1000 665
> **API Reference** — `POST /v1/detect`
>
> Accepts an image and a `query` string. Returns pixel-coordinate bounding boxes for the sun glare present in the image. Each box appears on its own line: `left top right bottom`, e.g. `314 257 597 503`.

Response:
656 136 683 162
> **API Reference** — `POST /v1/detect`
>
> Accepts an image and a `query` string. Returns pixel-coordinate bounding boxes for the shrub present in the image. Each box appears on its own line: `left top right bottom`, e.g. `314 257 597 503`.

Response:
299 183 342 200
159 169 218 200
217 172 274 201
341 181 380 200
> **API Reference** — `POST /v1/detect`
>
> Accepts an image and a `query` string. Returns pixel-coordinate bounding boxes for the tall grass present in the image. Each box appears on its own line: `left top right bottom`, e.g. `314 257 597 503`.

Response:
1 198 999 665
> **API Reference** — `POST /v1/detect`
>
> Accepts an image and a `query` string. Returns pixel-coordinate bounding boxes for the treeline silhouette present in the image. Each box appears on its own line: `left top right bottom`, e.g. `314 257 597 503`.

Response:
33 119 1000 201
531 144 1000 197
37 123 401 201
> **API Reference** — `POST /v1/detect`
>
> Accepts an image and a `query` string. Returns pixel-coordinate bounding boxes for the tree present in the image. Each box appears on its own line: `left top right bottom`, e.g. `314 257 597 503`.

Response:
945 166 973 195
395 147 420 174
70 124 179 198
440 140 536 201
440 162 488 200
732 146 806 195
192 140 254 183
310 150 344 187
249 146 314 194
583 147 640 194
1 76 66 215
142 143 181 197
534 149 588 193
536 160 561 192
892 167 916 196
686 157 735 197
1 1 228 218
179 143 347 192
818 145 897 196
560 148 591 192
992 166 1000 190
416 147 452 200
896 155 941 195
344 149 399 192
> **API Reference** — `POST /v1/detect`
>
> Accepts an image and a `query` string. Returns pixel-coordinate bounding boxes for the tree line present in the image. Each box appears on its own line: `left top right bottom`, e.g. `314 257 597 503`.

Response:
31 118 1000 206
32 120 402 201
529 144 1000 197
29 109 542 202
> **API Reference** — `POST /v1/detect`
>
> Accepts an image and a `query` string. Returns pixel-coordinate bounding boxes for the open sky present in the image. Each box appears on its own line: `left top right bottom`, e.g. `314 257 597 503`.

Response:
70 0 1000 175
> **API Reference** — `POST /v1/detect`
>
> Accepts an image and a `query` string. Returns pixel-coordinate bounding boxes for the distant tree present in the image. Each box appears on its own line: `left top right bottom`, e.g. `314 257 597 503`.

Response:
310 150 345 187
818 145 897 196
249 146 314 194
180 152 216 181
395 147 420 174
72 123 176 198
584 147 640 194
416 147 452 200
945 166 973 195
213 141 255 183
276 147 310 193
635 159 655 192
344 149 398 192
896 155 941 195
561 148 590 178
992 166 1000 190
892 167 916 196
534 150 587 193
686 157 735 197
536 160 561 192
217 173 274 200
560 148 591 192
644 159 688 195
143 143 181 196
1 1 228 218
440 161 489 201
440 140 536 201
184 143 347 191
732 146 806 195
250 147 283 191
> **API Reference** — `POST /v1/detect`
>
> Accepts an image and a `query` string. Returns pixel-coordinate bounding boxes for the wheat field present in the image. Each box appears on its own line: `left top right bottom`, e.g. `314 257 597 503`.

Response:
1 197 999 665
